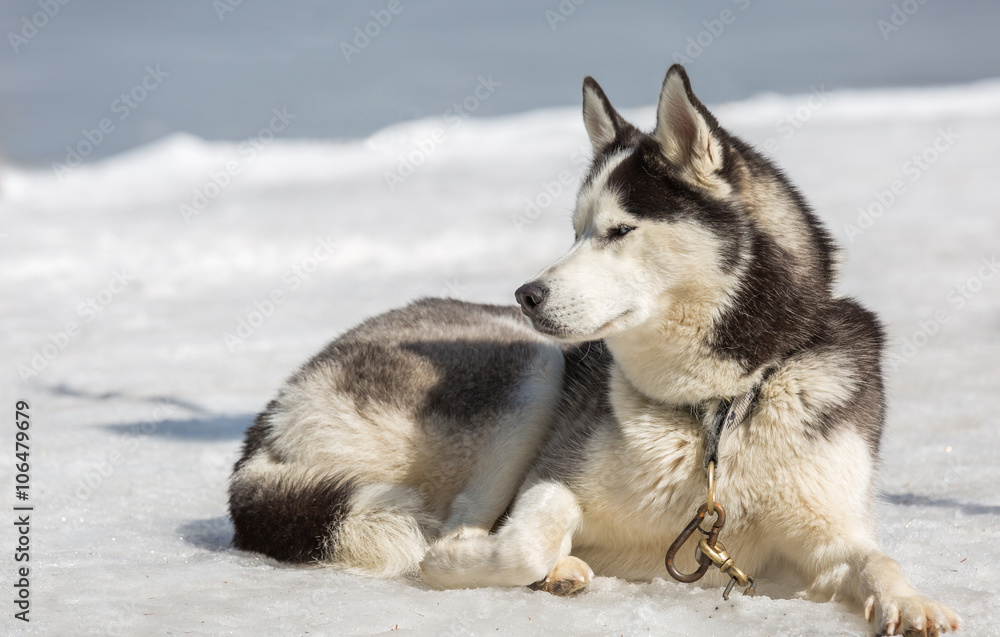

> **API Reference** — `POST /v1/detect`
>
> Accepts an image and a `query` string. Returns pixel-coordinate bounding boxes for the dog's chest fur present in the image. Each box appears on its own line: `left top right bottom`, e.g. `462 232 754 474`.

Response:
565 366 736 579
560 345 872 583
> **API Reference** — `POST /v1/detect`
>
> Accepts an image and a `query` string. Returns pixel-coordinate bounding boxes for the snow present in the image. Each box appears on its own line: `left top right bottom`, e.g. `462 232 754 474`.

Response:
2 79 999 635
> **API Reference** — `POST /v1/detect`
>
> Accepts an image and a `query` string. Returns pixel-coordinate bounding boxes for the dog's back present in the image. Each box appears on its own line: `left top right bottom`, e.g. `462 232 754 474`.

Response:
228 298 564 574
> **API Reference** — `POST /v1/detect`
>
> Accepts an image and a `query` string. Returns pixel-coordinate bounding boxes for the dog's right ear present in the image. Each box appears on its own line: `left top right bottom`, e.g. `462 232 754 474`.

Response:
582 77 633 155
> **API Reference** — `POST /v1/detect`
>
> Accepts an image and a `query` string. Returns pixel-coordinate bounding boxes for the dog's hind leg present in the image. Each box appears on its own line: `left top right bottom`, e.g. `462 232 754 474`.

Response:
438 414 557 542
438 431 539 541
438 347 565 541
420 480 593 594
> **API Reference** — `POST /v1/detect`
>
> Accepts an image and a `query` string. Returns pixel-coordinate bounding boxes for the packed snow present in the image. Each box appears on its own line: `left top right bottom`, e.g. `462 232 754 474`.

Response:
1 79 999 636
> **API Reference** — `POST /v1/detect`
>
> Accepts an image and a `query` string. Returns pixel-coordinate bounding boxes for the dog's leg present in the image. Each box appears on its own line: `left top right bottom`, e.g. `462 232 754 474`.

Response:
778 519 960 634
420 479 592 594
439 351 564 541
439 449 528 541
858 550 961 636
439 422 552 541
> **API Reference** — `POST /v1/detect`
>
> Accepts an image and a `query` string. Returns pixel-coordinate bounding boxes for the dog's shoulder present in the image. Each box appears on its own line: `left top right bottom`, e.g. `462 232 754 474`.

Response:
756 296 886 457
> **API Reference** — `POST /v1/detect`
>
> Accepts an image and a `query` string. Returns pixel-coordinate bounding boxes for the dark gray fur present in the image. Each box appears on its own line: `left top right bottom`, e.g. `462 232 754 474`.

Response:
295 299 537 424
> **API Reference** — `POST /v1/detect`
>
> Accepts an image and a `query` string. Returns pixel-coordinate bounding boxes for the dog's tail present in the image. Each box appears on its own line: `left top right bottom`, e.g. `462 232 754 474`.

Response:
228 409 437 576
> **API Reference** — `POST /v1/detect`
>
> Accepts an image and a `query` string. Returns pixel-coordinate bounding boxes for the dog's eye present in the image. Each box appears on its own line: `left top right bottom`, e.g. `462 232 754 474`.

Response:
606 224 635 240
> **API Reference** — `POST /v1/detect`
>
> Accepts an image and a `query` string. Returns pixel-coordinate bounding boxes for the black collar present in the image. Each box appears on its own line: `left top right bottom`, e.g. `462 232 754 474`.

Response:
702 366 776 470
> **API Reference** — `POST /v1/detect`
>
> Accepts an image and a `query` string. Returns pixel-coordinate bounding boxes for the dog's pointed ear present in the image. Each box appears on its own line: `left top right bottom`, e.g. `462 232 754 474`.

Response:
582 77 633 154
653 65 724 178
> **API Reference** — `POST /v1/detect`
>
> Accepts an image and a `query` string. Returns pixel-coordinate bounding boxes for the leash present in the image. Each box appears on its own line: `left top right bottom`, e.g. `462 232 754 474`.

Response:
665 381 763 600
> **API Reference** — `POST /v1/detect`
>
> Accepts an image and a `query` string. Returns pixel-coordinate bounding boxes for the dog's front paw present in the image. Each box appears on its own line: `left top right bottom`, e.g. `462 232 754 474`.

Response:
865 593 961 635
529 555 593 597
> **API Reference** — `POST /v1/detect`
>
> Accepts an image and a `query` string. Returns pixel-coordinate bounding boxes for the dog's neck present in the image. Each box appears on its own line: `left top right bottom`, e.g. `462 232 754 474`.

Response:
604 300 760 407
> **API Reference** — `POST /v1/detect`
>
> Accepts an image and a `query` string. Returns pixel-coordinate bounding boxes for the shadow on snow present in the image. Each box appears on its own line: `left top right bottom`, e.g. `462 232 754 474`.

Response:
881 492 1000 516
104 413 254 440
179 516 235 552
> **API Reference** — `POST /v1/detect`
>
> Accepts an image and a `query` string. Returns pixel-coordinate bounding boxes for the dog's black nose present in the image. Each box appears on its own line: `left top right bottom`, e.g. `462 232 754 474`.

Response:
515 281 549 317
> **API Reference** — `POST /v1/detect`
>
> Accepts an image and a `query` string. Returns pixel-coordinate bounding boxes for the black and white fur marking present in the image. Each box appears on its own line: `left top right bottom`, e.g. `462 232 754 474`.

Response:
229 65 959 635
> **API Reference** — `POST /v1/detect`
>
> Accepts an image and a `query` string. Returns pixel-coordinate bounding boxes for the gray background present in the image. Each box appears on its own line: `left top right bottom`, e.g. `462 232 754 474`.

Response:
2 0 998 166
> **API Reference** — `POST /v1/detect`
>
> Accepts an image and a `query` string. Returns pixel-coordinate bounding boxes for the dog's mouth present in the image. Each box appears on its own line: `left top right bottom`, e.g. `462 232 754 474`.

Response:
527 315 573 339
596 310 632 333
528 310 633 342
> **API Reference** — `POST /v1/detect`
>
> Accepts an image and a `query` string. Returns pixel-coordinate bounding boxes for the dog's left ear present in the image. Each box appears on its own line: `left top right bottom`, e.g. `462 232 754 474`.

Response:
653 65 724 178
582 77 636 154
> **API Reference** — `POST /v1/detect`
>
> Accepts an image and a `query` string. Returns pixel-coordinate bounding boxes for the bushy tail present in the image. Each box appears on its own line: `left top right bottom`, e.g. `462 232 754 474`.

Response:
328 483 441 577
229 459 438 576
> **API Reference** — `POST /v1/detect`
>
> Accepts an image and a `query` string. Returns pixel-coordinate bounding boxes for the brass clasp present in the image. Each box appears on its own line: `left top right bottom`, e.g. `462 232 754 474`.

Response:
696 537 757 600
665 461 756 600
664 502 725 583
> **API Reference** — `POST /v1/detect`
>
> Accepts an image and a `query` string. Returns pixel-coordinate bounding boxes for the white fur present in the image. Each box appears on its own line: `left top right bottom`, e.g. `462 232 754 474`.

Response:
421 480 582 589
331 484 438 577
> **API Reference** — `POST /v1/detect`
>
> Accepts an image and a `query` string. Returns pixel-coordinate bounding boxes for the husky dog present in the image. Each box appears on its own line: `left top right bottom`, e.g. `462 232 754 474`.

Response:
229 65 960 635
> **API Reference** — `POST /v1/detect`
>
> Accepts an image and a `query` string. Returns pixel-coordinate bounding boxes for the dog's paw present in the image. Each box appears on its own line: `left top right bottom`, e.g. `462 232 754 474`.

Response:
419 544 459 589
529 555 594 597
865 593 961 635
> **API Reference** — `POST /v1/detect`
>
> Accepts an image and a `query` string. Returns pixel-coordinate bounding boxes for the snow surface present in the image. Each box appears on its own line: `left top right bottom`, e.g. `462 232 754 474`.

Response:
1 79 999 635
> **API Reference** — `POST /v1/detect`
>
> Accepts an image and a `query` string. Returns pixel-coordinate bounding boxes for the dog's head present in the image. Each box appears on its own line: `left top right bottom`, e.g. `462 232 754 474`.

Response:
516 65 836 370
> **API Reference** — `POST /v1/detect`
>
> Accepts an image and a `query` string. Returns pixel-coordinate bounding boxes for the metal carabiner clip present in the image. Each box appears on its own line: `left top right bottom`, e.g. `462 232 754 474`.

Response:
665 502 726 583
